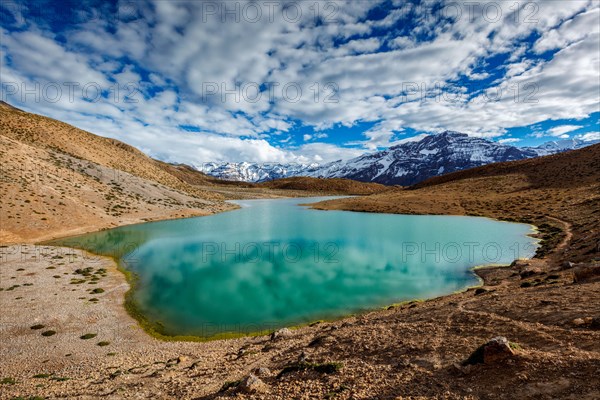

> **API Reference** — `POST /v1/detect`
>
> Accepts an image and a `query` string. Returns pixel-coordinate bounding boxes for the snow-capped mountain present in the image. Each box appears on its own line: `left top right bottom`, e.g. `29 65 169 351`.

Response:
196 161 319 182
525 138 599 156
198 132 599 185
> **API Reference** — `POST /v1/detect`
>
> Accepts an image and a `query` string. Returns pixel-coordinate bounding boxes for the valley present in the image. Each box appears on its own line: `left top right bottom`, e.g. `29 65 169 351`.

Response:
1 103 599 399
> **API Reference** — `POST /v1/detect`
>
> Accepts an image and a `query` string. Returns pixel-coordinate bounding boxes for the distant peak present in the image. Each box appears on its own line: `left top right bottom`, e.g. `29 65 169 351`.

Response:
437 130 468 138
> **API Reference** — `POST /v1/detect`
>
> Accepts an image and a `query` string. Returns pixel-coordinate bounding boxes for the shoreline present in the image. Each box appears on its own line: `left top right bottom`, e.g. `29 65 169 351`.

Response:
34 205 540 342
2 239 598 399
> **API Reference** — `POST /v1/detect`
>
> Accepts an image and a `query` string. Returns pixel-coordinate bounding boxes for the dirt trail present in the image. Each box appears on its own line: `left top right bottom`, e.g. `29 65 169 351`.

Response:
546 216 573 253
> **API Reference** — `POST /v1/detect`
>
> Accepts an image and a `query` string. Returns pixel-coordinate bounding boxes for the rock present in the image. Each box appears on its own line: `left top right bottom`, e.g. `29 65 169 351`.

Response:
561 261 575 270
572 317 593 326
520 268 541 279
411 358 439 369
177 356 188 364
510 259 530 268
573 265 600 283
452 362 473 375
270 328 293 340
253 367 271 377
463 336 515 365
238 373 267 394
297 351 308 363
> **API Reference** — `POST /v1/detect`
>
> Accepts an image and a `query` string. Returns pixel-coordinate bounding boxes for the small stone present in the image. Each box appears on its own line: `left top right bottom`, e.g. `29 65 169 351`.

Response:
572 318 586 326
452 363 473 375
238 373 267 393
297 351 308 363
270 327 293 340
520 268 541 279
177 356 188 364
253 367 271 377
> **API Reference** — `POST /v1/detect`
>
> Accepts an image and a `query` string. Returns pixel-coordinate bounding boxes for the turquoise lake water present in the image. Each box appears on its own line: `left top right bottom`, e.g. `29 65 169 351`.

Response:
51 197 538 338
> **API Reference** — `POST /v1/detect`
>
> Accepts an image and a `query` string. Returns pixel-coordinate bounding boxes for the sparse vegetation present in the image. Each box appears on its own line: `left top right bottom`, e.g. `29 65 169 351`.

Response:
41 330 56 337
80 333 97 340
278 361 343 377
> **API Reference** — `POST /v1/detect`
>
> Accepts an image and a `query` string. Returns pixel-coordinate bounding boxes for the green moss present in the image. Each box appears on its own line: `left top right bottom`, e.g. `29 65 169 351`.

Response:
41 330 56 337
32 374 51 378
80 333 97 340
97 341 110 346
90 288 104 294
0 377 16 385
30 324 45 330
509 342 522 351
219 380 241 392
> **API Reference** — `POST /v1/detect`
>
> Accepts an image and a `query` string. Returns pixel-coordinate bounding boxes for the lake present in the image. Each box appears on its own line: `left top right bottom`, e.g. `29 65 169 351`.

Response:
50 197 538 338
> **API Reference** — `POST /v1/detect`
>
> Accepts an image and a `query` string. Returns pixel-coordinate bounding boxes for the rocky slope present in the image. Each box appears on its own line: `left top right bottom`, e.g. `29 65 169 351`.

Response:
198 132 599 185
257 177 390 195
0 102 232 243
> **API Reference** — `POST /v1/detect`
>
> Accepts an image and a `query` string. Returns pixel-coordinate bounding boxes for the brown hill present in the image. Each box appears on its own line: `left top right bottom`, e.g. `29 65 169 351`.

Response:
0 101 220 199
315 144 600 264
0 102 233 244
258 176 392 195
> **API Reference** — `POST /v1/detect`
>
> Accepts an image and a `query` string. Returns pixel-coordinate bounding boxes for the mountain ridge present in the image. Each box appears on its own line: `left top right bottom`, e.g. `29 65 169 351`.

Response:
197 132 598 185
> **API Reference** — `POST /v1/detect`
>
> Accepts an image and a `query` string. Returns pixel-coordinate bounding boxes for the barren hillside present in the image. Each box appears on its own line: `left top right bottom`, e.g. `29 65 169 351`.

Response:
258 176 392 195
0 102 233 244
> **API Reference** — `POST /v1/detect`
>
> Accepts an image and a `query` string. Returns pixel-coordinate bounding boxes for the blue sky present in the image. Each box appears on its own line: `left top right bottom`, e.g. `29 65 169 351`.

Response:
1 0 599 164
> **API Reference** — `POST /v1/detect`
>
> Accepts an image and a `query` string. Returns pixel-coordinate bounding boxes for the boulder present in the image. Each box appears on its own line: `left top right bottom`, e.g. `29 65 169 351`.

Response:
561 261 575 270
463 336 515 365
238 373 267 394
270 327 293 340
573 265 600 283
520 268 541 279
572 317 593 326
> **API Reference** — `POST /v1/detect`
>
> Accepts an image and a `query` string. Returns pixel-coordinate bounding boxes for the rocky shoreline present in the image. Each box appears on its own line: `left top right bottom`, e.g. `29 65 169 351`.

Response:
1 240 598 399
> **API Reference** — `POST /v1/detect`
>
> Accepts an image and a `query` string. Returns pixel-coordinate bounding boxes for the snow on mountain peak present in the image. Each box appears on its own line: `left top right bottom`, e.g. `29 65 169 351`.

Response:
198 132 598 185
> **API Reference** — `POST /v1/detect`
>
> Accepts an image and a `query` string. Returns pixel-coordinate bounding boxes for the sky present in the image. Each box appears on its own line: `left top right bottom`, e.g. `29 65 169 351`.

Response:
1 0 599 165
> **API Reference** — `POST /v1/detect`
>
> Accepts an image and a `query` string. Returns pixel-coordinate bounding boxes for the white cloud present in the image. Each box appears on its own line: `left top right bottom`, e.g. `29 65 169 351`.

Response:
547 125 582 137
498 138 521 144
0 0 598 163
576 131 600 142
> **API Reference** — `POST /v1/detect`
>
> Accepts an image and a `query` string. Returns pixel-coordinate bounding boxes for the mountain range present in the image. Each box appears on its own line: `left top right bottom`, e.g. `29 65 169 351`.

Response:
196 132 598 186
